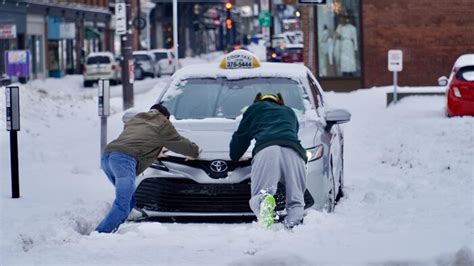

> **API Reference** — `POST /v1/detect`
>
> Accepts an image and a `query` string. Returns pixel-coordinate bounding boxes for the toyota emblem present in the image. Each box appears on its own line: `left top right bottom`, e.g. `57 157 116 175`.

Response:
210 160 228 173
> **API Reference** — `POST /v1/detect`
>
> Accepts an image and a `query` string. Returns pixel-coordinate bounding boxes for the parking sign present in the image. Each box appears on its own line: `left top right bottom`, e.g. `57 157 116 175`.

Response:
388 50 403 72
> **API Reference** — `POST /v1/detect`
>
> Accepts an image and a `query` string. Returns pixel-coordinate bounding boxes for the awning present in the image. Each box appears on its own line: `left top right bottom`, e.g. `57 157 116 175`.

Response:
85 26 103 40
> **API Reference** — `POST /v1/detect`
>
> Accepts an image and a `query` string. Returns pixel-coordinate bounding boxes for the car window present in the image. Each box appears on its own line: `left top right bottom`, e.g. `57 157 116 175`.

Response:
154 52 168 61
457 66 474 82
86 56 110 65
134 54 150 61
307 75 324 108
162 78 306 119
286 48 303 54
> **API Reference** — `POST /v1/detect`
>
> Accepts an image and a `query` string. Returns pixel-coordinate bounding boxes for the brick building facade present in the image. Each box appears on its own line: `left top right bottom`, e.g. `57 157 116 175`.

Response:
302 0 474 91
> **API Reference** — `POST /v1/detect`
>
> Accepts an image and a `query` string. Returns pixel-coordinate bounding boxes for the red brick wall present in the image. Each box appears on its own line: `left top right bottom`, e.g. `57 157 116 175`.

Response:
363 0 474 87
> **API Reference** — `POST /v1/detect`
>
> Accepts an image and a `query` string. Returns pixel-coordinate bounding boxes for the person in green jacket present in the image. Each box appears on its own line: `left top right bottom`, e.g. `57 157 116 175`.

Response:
230 93 307 229
96 104 199 233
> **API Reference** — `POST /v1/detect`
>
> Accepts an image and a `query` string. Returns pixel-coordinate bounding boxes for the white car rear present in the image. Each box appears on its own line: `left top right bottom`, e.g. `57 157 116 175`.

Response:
83 52 121 87
151 49 177 75
133 51 160 79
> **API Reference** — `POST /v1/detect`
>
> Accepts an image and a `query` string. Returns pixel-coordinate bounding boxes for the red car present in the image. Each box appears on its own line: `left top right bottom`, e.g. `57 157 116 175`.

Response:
438 54 474 117
281 44 304 63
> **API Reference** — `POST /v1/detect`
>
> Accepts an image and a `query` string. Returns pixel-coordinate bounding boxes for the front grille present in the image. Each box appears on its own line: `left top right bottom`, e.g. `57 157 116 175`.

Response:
160 156 251 179
135 178 314 213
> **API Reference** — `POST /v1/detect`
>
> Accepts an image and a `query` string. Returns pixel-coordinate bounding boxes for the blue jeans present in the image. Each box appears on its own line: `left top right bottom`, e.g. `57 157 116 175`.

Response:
96 152 137 233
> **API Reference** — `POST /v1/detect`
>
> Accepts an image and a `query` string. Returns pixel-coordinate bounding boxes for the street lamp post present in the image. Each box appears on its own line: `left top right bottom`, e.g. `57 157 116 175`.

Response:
173 0 179 71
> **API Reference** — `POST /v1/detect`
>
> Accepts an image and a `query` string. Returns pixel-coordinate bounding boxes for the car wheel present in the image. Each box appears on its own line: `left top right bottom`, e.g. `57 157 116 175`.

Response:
323 160 336 213
335 149 345 204
134 67 143 80
83 80 93 88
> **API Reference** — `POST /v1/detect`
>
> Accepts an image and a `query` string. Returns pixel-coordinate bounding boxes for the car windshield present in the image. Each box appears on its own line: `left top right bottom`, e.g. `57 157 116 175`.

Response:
161 77 306 120
154 52 168 61
86 56 110 64
134 54 150 61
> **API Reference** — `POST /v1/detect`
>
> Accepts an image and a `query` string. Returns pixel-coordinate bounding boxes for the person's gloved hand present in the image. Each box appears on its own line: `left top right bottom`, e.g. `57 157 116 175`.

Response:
239 156 250 161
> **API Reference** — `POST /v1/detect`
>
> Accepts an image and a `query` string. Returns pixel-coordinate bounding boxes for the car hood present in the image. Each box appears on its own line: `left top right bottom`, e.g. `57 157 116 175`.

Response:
170 119 319 160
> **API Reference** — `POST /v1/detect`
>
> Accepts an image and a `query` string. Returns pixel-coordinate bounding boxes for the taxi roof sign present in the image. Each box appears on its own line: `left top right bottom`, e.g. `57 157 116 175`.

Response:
219 49 261 69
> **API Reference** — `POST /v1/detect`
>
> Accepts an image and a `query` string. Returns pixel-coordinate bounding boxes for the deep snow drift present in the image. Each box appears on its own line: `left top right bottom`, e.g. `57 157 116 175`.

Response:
0 71 473 265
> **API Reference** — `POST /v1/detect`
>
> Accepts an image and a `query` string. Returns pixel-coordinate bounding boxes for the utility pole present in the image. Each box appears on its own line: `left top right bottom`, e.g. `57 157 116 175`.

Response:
173 0 179 71
119 0 134 110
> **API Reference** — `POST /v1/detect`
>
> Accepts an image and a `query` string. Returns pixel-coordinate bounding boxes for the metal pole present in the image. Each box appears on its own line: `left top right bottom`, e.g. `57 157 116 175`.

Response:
121 0 134 110
393 71 398 104
10 131 19 198
173 0 178 71
100 116 107 154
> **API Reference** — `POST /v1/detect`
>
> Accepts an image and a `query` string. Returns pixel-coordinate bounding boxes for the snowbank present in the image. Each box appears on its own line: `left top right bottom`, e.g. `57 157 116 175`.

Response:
0 75 473 265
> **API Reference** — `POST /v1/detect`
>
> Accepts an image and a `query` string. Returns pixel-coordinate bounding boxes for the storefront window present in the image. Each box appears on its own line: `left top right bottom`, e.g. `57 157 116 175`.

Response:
317 0 361 78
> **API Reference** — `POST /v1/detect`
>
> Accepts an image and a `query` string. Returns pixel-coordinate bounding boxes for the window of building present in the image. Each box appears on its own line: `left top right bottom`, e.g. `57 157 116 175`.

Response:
317 0 361 78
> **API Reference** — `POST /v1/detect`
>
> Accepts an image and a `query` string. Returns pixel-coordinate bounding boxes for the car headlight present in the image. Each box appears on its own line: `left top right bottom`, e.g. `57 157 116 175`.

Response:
150 160 169 171
306 145 324 162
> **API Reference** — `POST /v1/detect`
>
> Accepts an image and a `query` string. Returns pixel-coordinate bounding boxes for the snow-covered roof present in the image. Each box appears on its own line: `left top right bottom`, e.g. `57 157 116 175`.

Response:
86 51 114 57
150 49 171 53
454 54 474 68
173 62 309 81
133 50 153 55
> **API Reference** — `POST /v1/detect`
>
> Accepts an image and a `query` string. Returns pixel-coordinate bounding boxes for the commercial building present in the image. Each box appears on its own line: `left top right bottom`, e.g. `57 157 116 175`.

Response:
301 0 474 91
0 0 111 79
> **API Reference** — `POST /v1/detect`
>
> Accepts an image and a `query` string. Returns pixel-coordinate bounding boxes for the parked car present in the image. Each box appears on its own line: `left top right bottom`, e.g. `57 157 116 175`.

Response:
281 44 304 63
266 47 284 62
150 49 177 75
83 52 121 87
438 54 474 117
133 51 160 79
123 50 351 220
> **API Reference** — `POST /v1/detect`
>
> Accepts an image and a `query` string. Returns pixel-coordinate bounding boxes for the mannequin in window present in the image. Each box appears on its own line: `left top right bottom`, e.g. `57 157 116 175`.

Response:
319 25 335 77
335 15 358 77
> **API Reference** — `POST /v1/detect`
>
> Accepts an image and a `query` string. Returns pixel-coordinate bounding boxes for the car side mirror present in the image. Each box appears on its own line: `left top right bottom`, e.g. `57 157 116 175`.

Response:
438 76 448 86
325 109 351 131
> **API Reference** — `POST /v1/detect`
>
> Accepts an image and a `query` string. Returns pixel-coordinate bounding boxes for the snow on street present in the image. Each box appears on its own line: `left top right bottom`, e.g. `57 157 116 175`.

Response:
0 70 473 265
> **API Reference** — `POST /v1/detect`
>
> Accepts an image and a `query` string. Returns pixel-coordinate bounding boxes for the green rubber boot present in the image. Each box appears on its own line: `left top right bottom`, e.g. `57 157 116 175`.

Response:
259 194 276 229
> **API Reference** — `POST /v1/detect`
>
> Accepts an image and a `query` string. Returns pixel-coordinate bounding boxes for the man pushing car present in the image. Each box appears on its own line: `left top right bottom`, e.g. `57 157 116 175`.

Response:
96 104 200 233
229 93 307 229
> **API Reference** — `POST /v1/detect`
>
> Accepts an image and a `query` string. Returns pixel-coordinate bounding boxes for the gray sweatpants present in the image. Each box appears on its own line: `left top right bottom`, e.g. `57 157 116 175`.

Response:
249 145 307 224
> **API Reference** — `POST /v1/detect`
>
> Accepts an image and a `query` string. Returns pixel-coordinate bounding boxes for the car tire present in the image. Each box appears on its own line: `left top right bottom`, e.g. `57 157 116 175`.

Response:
83 80 93 88
335 148 345 204
134 67 143 80
323 159 336 213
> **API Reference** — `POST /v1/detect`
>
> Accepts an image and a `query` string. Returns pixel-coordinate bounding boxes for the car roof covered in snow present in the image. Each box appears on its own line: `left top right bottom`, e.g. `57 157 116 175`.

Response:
173 62 309 81
454 54 474 68
86 51 114 58
150 49 171 53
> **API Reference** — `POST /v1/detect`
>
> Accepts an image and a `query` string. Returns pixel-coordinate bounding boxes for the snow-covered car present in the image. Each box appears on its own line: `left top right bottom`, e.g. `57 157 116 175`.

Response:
125 50 351 220
133 51 160 79
438 54 474 117
83 52 121 87
150 49 177 75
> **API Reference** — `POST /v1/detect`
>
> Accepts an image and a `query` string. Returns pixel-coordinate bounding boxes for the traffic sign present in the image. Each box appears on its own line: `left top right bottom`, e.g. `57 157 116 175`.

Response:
259 12 272 27
115 3 127 35
388 50 403 72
